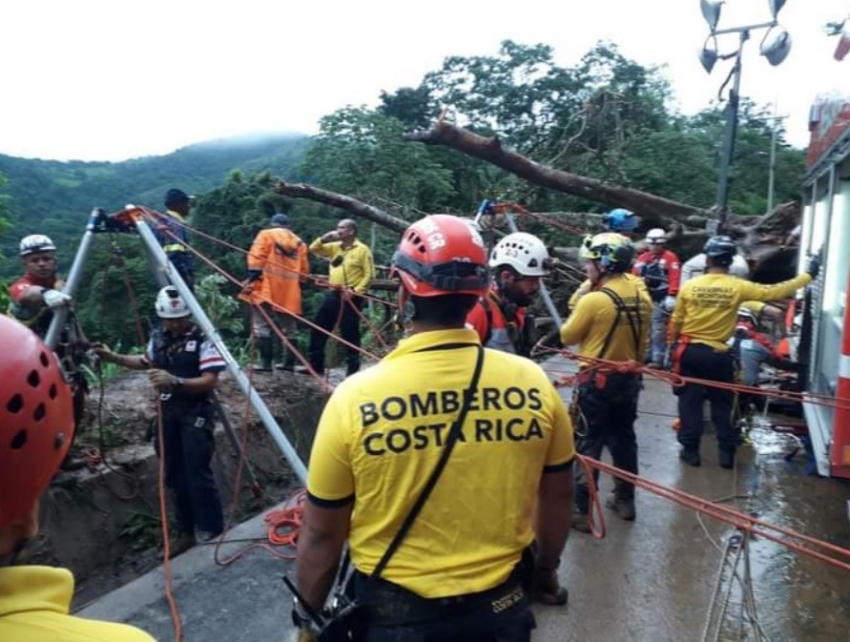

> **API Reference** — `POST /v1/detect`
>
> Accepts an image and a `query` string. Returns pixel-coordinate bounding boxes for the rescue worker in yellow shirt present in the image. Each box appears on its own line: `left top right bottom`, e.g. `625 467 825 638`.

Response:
669 235 820 469
560 233 652 531
303 219 375 376
566 234 648 314
0 316 155 642
294 215 575 642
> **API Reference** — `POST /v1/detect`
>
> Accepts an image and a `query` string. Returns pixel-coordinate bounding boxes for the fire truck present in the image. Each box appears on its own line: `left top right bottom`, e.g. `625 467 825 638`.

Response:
797 95 850 479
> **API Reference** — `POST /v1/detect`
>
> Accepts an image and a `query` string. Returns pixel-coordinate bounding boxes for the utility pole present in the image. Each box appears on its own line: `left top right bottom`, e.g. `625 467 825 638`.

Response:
765 112 787 213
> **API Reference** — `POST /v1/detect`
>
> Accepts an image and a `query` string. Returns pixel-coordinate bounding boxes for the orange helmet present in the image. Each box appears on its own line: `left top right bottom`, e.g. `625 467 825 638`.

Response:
392 214 490 297
0 316 74 528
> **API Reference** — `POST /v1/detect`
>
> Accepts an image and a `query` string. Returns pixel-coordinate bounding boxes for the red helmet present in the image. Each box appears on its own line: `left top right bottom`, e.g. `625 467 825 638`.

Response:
0 316 74 528
392 214 489 297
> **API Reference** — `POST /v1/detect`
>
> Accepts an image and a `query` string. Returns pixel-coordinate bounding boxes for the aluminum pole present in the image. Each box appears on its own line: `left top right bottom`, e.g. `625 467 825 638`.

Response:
504 213 564 328
45 209 101 350
134 217 308 484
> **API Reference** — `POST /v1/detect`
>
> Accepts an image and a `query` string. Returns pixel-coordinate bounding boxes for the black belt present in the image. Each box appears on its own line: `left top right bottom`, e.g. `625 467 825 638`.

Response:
355 569 526 626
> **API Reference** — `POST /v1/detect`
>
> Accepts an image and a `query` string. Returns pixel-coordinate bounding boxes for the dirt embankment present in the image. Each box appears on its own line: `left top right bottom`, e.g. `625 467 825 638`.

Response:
25 370 329 609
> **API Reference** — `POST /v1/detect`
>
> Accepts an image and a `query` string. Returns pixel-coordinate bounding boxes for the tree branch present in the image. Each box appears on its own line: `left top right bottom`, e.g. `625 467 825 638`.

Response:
271 180 409 234
404 120 708 219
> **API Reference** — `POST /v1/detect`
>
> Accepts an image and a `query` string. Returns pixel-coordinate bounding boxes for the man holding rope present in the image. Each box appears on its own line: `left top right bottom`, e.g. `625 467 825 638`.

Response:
302 218 374 377
668 235 819 470
559 232 652 531
93 286 226 557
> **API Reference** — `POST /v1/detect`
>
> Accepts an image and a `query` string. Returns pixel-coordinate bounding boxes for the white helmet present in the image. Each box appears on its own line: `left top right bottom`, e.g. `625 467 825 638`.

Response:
20 234 57 256
155 286 191 319
489 232 550 276
645 228 666 244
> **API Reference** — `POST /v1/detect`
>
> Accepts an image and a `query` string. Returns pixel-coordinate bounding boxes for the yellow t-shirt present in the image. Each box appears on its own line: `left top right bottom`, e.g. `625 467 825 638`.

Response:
567 273 647 314
670 273 812 351
0 566 155 642
309 238 375 294
560 273 652 365
307 328 575 599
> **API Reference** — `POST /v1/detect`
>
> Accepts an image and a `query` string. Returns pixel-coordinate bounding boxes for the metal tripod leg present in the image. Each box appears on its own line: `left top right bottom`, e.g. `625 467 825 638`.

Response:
211 392 262 498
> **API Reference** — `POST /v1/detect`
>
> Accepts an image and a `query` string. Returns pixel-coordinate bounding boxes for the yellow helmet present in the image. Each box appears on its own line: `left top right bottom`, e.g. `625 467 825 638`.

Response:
581 233 635 273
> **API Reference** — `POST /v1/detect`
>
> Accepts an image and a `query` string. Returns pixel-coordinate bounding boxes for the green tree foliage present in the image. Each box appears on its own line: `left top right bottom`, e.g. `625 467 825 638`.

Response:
301 107 454 214
0 134 308 277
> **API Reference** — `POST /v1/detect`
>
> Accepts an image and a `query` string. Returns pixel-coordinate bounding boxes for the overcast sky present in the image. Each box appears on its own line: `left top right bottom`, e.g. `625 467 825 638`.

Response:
1 0 847 162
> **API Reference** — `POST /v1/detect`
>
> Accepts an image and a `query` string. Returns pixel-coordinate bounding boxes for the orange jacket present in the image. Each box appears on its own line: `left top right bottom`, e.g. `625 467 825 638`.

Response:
247 228 309 315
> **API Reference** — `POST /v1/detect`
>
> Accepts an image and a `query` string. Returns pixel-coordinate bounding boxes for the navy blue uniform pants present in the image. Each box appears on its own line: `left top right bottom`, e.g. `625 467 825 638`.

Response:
574 373 641 514
308 290 364 375
676 344 739 452
155 404 224 535
167 251 194 292
353 572 535 642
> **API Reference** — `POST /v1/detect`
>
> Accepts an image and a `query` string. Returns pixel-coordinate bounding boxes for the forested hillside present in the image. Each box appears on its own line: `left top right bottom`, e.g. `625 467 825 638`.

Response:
0 133 308 274
0 40 807 350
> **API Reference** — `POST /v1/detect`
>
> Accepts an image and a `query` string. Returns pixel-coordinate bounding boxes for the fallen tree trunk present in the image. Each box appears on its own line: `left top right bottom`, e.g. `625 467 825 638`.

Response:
403 121 708 220
272 180 409 234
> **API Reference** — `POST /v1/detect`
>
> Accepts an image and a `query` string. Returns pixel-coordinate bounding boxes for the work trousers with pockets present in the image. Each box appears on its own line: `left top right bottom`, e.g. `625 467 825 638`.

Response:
352 570 535 642
649 302 669 364
166 251 194 292
677 344 739 453
308 290 364 375
155 403 224 536
573 373 641 514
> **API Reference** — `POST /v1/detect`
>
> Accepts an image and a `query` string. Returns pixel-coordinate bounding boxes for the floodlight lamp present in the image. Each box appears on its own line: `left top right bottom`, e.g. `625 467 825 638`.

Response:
700 0 723 32
760 26 792 66
699 36 719 73
767 0 787 20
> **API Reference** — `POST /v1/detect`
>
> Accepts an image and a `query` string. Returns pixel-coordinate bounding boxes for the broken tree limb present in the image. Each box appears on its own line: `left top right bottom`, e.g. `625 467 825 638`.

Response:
272 180 409 234
403 121 709 220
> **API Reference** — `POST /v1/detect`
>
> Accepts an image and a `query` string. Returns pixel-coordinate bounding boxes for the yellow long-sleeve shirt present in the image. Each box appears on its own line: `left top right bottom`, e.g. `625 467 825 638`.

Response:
670 272 812 351
0 566 155 642
560 274 652 366
309 238 374 294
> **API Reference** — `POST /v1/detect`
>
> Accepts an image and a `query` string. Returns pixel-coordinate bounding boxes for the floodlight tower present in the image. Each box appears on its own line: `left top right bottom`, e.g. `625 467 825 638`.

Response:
698 0 792 233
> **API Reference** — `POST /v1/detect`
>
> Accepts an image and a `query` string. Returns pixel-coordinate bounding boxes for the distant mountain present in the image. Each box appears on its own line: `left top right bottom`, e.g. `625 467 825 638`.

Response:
0 133 309 275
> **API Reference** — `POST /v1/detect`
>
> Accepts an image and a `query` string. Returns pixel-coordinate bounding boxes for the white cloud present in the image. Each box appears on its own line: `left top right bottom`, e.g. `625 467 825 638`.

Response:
0 0 846 161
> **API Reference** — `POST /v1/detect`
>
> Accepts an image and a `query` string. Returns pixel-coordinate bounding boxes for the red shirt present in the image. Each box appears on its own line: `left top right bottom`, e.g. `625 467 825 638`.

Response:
633 249 681 298
8 273 60 335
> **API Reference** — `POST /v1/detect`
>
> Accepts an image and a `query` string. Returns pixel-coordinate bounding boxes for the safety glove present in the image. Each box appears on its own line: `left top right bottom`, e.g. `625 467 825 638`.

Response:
807 250 822 279
43 289 72 310
148 369 180 391
663 295 677 313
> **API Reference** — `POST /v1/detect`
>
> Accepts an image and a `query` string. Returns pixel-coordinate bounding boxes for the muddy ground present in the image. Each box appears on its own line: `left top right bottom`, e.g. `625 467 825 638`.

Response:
27 369 331 609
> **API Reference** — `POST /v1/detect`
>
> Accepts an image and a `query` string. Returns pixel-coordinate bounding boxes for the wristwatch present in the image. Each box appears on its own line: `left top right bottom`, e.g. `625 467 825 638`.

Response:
175 377 186 389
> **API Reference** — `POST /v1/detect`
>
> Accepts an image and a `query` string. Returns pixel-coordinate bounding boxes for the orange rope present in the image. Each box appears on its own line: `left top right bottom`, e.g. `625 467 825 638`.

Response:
155 399 183 641
538 346 850 412
579 455 850 572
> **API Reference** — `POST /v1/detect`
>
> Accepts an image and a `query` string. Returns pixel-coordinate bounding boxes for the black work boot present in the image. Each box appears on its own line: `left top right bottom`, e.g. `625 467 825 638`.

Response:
719 447 736 470
276 346 298 372
606 482 636 521
679 446 702 467
570 507 592 533
251 337 273 372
